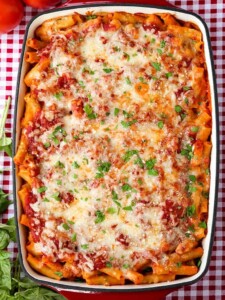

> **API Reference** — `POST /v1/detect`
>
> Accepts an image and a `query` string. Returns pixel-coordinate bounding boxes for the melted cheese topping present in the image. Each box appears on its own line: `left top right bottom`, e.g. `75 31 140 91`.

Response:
26 15 209 274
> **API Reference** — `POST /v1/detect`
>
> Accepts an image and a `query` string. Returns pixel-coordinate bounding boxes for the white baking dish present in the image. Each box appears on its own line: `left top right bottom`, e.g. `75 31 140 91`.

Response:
13 3 219 293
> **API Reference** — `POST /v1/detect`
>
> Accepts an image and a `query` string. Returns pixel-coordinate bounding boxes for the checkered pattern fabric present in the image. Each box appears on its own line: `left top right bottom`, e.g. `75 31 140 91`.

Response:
0 0 224 299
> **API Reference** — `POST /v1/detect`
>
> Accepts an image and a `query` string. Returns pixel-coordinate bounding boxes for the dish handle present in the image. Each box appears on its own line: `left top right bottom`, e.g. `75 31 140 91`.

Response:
60 0 175 8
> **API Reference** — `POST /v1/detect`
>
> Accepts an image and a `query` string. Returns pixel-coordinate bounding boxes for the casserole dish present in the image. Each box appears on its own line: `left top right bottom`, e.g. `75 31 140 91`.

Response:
13 0 219 296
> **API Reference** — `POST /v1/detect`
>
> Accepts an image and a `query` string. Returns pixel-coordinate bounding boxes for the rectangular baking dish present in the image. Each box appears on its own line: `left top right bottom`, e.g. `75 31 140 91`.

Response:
13 2 219 293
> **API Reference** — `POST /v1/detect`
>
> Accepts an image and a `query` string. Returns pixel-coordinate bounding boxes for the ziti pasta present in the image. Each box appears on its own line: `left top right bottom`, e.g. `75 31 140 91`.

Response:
14 11 211 285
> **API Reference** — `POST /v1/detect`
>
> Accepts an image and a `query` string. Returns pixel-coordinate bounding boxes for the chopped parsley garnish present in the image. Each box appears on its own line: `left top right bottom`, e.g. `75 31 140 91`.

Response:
146 158 158 176
103 68 113 73
157 120 164 129
188 186 197 193
55 161 65 168
95 210 105 224
148 169 159 176
62 223 70 230
52 192 61 202
186 205 196 217
123 150 138 162
175 105 182 113
107 207 116 214
191 126 199 132
56 180 62 185
112 190 118 200
157 48 163 55
122 264 130 269
72 161 80 169
122 184 132 192
160 40 166 48
97 161 111 172
121 119 137 128
165 72 173 79
79 81 85 88
137 179 143 185
151 38 156 43
151 62 161 71
188 225 195 232
106 262 112 268
43 197 50 202
86 15 97 20
183 86 191 91
44 142 51 149
55 272 63 277
199 221 207 229
71 233 77 242
54 92 63 100
114 107 120 116
139 77 146 83
37 186 47 193
134 156 144 168
123 52 130 61
145 158 156 170
81 244 89 249
125 77 132 85
113 46 121 52
189 175 196 182
123 205 133 211
84 104 97 119
176 262 182 268
180 144 193 160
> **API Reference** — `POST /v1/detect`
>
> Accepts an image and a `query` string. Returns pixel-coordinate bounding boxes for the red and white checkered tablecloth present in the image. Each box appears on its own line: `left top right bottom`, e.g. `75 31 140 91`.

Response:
0 0 224 299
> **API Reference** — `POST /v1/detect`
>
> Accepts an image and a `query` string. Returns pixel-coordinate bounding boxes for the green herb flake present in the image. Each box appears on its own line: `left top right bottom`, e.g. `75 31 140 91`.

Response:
160 40 166 48
107 207 116 214
121 119 137 128
122 263 130 269
95 210 105 224
44 142 51 149
52 192 61 202
124 52 130 61
103 68 113 73
189 175 196 182
175 105 182 113
72 161 80 169
137 179 143 185
54 92 63 100
198 221 207 229
122 184 132 192
180 144 193 160
146 158 156 170
86 15 97 20
186 205 196 217
183 86 191 91
191 126 199 133
114 107 120 116
123 150 138 162
56 180 62 186
157 120 164 129
84 104 97 119
112 190 118 200
62 223 70 230
123 205 133 211
55 161 65 169
157 48 163 55
151 38 156 43
125 77 132 85
43 197 50 202
71 233 77 242
176 262 182 268
165 72 173 79
37 186 47 193
55 271 63 277
148 169 159 176
151 62 161 71
81 244 89 249
106 262 112 268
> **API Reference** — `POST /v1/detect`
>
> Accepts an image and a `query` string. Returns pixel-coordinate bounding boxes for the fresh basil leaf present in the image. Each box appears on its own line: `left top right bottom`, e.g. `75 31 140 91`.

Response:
0 97 12 157
0 189 12 214
0 218 16 242
0 250 11 291
0 231 10 250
